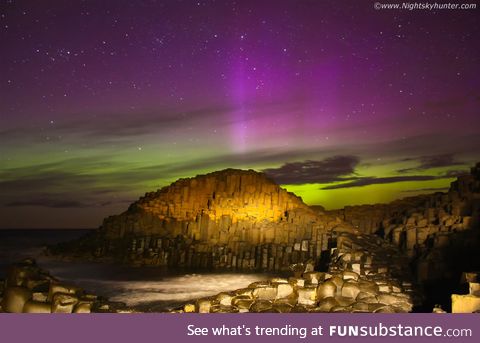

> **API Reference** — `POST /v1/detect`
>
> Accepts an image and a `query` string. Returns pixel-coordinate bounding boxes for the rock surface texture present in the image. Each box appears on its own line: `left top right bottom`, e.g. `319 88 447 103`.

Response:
0 259 133 313
52 169 353 271
326 163 480 310
45 163 480 312
174 232 417 313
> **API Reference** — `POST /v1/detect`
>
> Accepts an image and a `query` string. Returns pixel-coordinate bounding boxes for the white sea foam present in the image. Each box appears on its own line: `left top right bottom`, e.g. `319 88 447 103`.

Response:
79 273 264 306
50 272 268 311
0 230 272 311
39 259 270 310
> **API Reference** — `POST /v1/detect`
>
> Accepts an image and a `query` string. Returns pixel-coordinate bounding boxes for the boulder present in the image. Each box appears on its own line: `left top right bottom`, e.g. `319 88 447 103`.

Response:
290 304 309 313
234 288 253 298
341 281 361 299
74 302 92 313
368 303 389 312
234 299 254 311
469 283 480 296
216 292 234 306
392 301 413 312
316 297 339 312
22 300 52 313
351 263 362 274
342 271 359 281
51 293 79 313
270 278 289 284
304 272 324 285
316 280 337 300
248 281 271 288
336 296 355 307
376 293 402 305
210 305 239 313
210 304 238 313
272 302 293 313
297 287 317 306
357 280 379 294
32 292 48 302
274 294 298 307
351 302 369 312
276 283 294 299
378 284 391 292
356 291 376 301
250 300 273 312
1 286 32 313
48 283 80 301
451 294 480 313
252 286 277 300
288 278 305 288
432 305 447 313
328 276 344 293
183 303 196 313
196 298 213 313
359 295 379 304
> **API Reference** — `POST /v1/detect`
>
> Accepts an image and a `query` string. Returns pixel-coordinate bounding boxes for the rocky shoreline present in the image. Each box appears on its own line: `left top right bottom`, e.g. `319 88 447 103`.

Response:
172 231 418 313
1 235 478 313
0 258 135 313
326 163 480 310
3 164 480 313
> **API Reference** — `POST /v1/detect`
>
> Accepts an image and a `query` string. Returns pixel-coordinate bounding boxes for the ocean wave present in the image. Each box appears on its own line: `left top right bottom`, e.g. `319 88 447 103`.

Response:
64 273 267 307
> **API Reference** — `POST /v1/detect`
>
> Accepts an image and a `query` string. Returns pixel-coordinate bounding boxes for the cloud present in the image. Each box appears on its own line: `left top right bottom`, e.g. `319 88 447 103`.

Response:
5 199 90 208
401 187 449 193
350 133 480 162
321 174 455 190
398 153 464 173
442 169 469 178
0 106 218 139
0 161 137 210
0 101 297 145
262 156 360 184
4 196 132 208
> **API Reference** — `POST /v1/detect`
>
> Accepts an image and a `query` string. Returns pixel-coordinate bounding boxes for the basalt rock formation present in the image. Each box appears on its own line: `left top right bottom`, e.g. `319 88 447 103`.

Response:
51 169 353 271
0 258 134 313
43 163 480 312
174 231 418 313
326 162 480 310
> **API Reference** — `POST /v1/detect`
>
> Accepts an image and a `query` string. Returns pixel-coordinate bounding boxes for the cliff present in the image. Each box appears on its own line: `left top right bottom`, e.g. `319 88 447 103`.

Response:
325 162 480 310
52 169 353 271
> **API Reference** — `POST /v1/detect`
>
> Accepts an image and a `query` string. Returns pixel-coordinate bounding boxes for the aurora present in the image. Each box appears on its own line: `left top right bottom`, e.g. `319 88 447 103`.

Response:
0 0 479 228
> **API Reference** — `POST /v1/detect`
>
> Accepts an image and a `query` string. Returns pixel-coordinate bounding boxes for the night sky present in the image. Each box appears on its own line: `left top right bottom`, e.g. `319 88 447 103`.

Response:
1 0 479 228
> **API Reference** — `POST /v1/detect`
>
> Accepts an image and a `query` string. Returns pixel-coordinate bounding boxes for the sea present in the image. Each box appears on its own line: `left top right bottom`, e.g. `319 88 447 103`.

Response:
0 229 274 312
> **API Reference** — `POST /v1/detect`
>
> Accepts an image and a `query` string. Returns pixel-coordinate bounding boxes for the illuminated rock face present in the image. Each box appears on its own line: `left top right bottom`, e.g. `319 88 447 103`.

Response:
326 162 480 310
326 196 429 235
328 163 480 276
102 168 322 242
451 294 480 313
67 169 353 271
174 232 417 313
